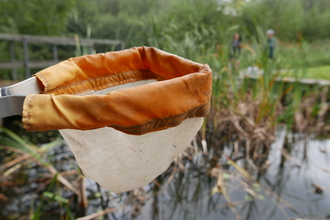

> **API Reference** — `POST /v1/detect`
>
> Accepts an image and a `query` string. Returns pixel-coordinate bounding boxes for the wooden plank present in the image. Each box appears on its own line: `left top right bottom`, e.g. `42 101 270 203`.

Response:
0 61 24 68
29 61 60 68
9 41 17 80
0 60 60 69
241 74 330 86
120 42 125 50
53 45 58 62
23 37 30 78
0 34 122 46
88 45 94 54
80 38 121 45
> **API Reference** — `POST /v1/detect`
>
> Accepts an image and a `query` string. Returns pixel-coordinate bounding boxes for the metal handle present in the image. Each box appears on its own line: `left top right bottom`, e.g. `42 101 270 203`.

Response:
0 96 25 118
0 77 41 97
0 77 42 118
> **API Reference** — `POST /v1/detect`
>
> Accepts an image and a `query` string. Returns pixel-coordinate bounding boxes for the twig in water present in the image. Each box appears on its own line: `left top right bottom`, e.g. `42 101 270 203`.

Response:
76 205 125 220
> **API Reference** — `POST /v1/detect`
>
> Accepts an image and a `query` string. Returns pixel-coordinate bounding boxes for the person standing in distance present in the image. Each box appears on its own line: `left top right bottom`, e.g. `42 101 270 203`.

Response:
266 29 276 59
229 33 242 70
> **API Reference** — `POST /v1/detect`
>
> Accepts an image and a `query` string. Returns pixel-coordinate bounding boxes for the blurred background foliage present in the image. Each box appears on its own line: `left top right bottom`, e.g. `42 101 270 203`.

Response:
1 0 330 76
0 0 75 35
1 0 330 45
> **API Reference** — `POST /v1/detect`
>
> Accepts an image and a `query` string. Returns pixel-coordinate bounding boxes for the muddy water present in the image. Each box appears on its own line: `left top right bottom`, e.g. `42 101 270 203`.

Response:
129 130 330 220
1 127 330 220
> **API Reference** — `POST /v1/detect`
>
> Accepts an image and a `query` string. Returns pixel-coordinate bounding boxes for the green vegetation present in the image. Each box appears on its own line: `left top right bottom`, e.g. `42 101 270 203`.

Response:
280 65 330 80
305 65 330 79
1 0 330 80
0 0 75 35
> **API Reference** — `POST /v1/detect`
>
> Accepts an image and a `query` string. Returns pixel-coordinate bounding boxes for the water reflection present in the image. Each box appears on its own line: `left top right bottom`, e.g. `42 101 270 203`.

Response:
1 127 330 220
133 130 330 220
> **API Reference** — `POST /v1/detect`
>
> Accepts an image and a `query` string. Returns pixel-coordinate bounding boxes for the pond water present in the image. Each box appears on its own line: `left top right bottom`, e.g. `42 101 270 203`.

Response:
1 124 330 220
121 129 330 220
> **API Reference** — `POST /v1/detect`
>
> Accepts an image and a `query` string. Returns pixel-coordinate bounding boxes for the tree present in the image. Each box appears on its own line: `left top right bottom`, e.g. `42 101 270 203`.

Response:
301 0 330 40
240 0 304 41
0 0 75 35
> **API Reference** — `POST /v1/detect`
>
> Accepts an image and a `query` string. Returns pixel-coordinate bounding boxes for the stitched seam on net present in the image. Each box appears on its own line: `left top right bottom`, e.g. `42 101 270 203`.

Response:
112 106 208 135
37 73 49 93
109 101 210 134
45 69 157 95
25 94 34 131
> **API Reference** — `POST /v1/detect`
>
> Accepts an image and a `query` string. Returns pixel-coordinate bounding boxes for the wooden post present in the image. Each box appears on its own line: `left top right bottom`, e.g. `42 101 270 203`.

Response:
120 42 125 50
89 45 94 54
9 41 17 80
53 45 58 62
0 34 124 74
23 36 30 79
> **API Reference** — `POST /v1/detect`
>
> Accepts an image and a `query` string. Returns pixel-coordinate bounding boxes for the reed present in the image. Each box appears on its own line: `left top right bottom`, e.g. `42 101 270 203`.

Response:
0 128 83 219
144 16 330 169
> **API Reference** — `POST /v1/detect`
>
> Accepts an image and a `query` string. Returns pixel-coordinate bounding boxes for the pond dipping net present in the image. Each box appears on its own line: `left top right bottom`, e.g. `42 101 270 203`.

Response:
22 47 212 193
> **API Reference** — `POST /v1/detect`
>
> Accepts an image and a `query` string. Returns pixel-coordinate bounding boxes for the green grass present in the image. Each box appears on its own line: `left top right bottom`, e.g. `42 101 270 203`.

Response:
302 65 330 80
280 65 330 80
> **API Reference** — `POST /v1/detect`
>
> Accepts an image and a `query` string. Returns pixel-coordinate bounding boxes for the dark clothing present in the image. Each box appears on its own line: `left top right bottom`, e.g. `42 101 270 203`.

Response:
230 40 241 59
267 37 276 59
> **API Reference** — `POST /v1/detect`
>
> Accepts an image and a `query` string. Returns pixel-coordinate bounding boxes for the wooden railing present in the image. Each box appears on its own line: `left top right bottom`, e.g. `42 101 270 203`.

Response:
0 34 124 80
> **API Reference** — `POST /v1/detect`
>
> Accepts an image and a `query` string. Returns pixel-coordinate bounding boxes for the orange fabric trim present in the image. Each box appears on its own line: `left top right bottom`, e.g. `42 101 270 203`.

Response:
22 46 212 134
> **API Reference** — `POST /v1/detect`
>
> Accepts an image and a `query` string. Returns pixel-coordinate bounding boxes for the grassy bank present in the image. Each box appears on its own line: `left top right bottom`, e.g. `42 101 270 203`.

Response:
279 65 330 80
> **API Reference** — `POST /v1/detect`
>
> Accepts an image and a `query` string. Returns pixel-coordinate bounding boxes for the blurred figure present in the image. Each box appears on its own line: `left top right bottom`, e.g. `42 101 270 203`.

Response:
229 33 242 70
266 29 277 59
230 33 242 60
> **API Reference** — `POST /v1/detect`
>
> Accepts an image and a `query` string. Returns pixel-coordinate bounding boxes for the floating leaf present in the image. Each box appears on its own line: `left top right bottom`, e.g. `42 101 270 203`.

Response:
253 183 260 191
258 195 265 200
244 194 254 201
94 192 102 198
222 173 231 179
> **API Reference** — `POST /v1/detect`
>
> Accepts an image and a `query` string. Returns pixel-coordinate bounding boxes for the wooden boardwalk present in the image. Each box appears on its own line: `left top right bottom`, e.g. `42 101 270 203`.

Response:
0 34 124 80
240 71 330 86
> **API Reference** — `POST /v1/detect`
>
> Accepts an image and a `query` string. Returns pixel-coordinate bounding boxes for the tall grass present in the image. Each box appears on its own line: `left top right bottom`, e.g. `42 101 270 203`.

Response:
145 8 330 187
0 128 82 219
145 5 330 164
